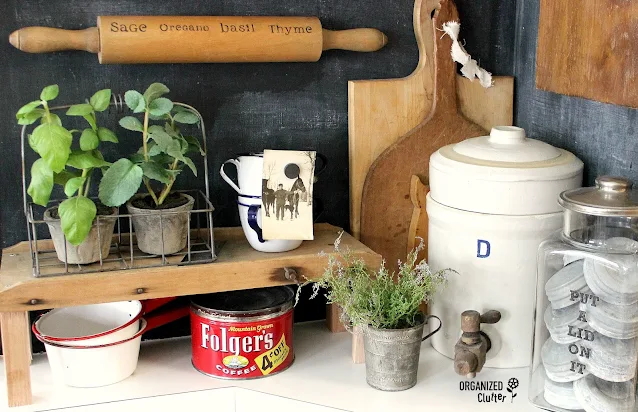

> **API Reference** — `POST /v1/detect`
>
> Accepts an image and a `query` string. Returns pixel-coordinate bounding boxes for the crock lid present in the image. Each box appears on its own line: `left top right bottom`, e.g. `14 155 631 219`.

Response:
432 126 583 181
559 176 638 217
453 126 560 162
191 286 293 313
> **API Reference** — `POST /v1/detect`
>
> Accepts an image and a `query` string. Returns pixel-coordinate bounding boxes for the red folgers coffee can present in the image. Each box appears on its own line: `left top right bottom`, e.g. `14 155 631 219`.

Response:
190 286 294 379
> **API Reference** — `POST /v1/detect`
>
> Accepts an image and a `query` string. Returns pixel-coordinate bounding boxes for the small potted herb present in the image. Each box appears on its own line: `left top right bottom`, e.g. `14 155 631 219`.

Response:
307 234 453 391
98 83 203 255
17 85 118 264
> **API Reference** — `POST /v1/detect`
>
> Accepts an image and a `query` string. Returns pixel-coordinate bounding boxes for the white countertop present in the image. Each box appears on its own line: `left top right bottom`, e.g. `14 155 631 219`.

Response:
0 321 538 412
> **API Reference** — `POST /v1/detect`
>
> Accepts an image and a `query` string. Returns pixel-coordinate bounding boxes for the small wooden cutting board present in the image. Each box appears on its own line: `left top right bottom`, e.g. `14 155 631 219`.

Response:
348 0 513 241
359 0 486 270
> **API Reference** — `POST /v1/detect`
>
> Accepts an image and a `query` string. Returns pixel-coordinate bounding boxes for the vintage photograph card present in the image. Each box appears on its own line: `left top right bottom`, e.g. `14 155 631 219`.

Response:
261 150 316 240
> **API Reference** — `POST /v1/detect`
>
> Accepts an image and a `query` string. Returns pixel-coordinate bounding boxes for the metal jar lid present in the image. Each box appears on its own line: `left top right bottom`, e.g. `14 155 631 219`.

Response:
559 176 638 217
191 286 294 319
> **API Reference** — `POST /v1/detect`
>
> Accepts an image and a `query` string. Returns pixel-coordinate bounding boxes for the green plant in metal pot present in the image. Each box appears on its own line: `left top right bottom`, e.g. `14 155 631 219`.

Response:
17 85 119 264
98 83 203 256
306 233 454 391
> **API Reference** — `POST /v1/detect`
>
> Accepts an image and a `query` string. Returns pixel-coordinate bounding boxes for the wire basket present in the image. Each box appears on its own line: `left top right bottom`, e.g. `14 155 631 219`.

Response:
20 96 216 277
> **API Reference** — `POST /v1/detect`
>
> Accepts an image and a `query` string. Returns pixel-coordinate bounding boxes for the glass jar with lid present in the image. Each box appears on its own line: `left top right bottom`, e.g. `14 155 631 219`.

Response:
530 176 638 412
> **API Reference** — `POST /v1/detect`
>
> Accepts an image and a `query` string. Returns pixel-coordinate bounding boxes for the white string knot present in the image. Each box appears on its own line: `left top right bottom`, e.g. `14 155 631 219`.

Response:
442 21 493 88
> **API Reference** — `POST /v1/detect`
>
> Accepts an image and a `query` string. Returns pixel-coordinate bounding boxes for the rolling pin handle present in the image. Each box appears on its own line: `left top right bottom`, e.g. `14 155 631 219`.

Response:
9 27 99 54
322 28 387 52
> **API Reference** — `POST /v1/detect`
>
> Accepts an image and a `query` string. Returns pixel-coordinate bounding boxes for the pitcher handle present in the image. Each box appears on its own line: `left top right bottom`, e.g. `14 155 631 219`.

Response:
315 153 328 176
422 315 442 342
247 204 265 243
220 159 241 194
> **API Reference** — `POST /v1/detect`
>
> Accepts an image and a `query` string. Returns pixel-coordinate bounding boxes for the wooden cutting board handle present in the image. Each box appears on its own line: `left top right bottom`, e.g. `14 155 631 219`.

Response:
9 17 387 63
9 27 99 53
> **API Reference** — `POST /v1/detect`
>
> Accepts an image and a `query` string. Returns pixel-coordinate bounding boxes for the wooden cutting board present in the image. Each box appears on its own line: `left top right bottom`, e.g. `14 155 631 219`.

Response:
359 0 487 269
348 0 513 241
536 0 638 107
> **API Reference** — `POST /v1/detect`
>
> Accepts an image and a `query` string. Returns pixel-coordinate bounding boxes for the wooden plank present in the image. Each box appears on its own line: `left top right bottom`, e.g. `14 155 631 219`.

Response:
407 175 428 261
536 0 638 107
347 0 514 240
0 224 381 312
326 304 346 333
0 312 32 407
352 326 365 364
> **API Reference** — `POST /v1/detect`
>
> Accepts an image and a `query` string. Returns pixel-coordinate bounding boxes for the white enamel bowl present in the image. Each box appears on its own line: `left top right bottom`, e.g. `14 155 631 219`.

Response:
35 319 148 388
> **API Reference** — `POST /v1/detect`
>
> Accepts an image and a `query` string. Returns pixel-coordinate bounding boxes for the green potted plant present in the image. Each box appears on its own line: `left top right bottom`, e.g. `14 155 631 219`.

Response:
307 234 453 391
98 83 203 255
17 85 119 264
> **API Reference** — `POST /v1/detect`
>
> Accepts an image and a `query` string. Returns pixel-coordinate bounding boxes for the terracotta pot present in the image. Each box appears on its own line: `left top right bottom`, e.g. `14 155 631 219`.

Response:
44 207 116 265
126 193 194 255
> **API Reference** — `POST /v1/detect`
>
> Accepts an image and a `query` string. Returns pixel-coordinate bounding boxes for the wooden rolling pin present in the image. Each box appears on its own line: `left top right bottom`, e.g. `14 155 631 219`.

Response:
9 16 387 63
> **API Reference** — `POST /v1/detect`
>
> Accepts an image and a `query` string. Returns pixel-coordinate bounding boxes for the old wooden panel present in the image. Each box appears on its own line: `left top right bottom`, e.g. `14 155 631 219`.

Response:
516 0 638 187
536 0 638 107
0 225 380 313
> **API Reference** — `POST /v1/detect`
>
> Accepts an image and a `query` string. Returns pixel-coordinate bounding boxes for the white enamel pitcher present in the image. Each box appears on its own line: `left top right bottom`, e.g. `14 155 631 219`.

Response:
220 152 327 197
220 153 264 197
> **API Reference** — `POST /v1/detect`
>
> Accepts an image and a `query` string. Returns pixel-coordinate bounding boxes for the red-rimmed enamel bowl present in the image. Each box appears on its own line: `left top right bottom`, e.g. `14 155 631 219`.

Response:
33 301 143 347
35 318 148 388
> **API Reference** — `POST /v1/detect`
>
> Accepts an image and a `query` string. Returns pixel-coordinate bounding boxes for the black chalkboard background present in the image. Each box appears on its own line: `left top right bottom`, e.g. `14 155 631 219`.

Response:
10 0 635 357
0 0 515 353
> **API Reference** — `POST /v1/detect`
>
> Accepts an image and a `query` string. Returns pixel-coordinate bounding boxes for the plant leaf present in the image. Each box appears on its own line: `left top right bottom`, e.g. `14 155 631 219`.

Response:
148 98 173 117
124 90 146 113
17 108 45 125
66 150 110 169
97 127 118 143
40 85 59 101
164 123 180 138
143 83 170 104
150 153 174 165
98 158 143 207
90 89 111 112
83 114 97 130
148 129 173 153
182 157 197 176
64 176 86 197
148 143 162 156
66 103 93 117
119 116 143 132
129 153 144 164
58 196 97 246
79 128 99 151
30 123 72 173
42 113 62 126
184 135 205 155
140 162 171 184
54 170 80 186
173 110 199 124
16 100 42 117
150 129 185 161
27 159 53 206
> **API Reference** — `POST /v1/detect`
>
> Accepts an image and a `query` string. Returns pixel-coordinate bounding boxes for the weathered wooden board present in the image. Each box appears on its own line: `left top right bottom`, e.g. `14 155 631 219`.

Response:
348 0 514 240
0 224 380 313
536 0 638 107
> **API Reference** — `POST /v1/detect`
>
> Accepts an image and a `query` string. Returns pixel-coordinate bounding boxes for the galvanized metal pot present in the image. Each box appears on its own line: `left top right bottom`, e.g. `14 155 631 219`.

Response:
363 315 442 391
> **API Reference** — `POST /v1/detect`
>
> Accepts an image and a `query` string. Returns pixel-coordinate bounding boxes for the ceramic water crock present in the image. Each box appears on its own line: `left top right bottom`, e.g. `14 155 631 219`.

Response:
126 193 194 255
44 207 117 264
427 126 584 368
363 314 441 391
